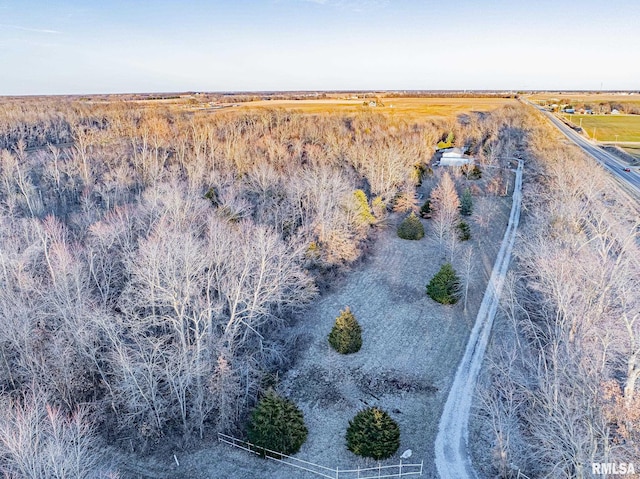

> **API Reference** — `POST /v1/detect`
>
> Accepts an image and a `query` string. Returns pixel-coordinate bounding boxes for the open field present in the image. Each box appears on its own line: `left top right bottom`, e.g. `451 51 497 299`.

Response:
232 97 518 122
562 113 640 142
527 92 640 106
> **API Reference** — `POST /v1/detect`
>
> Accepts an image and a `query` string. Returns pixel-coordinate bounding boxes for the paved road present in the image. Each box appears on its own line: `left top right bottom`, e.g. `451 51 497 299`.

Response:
434 160 523 479
530 103 640 200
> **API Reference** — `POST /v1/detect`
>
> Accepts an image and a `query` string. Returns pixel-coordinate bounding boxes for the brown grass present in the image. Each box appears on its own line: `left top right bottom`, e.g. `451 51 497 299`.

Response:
233 97 517 122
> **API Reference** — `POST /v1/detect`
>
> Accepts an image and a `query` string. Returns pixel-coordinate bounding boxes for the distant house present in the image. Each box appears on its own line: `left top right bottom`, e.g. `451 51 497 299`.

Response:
439 147 474 167
611 109 620 115
564 108 575 114
368 100 377 107
585 109 593 115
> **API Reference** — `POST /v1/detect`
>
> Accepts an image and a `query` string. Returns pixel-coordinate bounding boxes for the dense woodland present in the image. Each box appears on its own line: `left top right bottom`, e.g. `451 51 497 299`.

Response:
0 96 636 478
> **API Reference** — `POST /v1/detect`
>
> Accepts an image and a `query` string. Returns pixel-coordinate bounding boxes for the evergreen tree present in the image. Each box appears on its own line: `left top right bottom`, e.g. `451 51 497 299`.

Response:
346 407 400 460
247 390 308 458
352 189 376 225
420 199 431 218
457 221 471 241
460 188 473 216
328 307 362 354
426 262 460 305
397 212 425 240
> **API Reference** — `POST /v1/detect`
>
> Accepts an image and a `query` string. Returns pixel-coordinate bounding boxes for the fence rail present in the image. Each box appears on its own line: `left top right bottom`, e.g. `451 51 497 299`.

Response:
218 433 423 478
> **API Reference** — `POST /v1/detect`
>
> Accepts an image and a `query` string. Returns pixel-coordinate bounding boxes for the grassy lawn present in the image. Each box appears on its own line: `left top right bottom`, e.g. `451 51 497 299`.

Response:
234 97 517 122
562 114 640 142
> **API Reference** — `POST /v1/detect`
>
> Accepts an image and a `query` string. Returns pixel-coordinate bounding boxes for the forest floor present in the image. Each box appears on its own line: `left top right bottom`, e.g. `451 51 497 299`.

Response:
116 185 513 479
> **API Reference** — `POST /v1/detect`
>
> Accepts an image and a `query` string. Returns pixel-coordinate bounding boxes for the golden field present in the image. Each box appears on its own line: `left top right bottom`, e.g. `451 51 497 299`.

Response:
232 97 518 122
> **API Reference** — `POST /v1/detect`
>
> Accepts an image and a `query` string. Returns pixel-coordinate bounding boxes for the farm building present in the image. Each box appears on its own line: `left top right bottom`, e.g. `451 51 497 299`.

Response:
439 147 475 167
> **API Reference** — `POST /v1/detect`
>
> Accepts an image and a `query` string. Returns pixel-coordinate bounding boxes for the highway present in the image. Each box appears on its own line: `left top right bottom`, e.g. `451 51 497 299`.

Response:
531 103 640 200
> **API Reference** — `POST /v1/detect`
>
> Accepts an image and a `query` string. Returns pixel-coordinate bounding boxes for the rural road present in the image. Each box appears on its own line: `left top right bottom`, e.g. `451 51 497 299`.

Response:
434 160 523 479
530 102 640 200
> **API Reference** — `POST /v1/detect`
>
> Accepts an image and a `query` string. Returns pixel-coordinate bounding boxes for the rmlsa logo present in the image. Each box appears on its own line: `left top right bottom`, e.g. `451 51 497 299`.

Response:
592 463 636 475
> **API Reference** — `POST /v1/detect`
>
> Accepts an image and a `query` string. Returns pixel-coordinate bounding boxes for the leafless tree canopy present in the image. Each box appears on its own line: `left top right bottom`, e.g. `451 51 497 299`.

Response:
476 107 640 478
0 97 539 473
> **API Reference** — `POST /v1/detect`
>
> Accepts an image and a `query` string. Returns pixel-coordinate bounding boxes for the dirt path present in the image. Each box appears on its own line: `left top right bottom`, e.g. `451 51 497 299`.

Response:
434 160 523 479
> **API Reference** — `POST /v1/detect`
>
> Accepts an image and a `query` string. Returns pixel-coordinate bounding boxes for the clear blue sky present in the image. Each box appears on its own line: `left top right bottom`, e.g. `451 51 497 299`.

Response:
1 0 639 95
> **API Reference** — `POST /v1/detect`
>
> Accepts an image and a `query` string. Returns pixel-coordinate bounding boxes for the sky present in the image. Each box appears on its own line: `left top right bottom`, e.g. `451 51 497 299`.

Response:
1 0 639 95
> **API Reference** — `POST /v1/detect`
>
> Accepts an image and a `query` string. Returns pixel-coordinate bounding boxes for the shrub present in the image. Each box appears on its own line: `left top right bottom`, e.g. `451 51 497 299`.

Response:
397 212 424 240
328 307 362 354
463 164 482 180
247 390 308 458
411 163 426 185
460 188 473 216
437 132 455 150
346 407 400 460
204 186 220 206
427 263 460 305
457 221 471 241
420 199 431 218
372 196 386 218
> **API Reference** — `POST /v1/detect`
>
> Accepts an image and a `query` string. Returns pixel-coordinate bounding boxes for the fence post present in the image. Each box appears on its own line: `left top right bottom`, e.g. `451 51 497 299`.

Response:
378 462 381 478
335 466 339 479
398 459 402 478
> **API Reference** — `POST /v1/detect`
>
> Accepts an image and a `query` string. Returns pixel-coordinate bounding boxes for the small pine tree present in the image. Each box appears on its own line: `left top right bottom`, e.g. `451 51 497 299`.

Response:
460 188 473 216
397 212 425 240
352 189 375 225
420 199 431 218
328 307 362 354
346 407 400 460
247 390 308 458
426 263 460 305
457 221 471 241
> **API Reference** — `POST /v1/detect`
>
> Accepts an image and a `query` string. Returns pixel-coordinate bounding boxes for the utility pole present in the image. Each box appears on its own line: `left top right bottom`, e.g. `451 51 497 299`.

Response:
615 134 619 144
579 117 583 129
593 127 597 141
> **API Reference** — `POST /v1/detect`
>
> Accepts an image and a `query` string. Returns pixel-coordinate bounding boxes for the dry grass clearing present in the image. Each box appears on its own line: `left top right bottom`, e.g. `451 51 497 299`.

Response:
562 113 640 142
234 97 517 122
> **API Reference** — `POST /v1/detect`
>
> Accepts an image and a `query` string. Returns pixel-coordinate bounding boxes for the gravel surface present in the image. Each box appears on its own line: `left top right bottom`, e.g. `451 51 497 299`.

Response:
434 161 523 479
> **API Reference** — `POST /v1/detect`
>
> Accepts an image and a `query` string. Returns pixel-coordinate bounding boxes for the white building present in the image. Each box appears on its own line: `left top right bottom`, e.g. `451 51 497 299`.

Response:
439 147 474 167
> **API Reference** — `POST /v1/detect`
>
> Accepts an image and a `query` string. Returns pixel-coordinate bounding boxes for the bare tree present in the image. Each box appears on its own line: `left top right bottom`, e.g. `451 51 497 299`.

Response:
430 171 460 247
0 392 102 479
